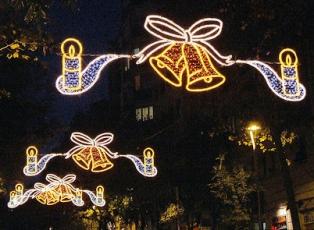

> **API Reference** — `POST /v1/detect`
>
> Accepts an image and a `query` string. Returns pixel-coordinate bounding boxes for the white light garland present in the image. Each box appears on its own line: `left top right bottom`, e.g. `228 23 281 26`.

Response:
8 174 105 208
236 56 306 102
57 53 130 95
134 15 233 66
54 16 306 102
23 132 157 177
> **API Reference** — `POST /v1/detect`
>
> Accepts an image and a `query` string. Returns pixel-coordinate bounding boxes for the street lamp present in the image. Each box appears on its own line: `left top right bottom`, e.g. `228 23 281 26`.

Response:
247 122 262 230
247 123 261 151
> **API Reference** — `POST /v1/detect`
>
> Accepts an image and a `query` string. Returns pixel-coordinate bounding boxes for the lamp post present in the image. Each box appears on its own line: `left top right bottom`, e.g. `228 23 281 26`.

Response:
247 122 262 230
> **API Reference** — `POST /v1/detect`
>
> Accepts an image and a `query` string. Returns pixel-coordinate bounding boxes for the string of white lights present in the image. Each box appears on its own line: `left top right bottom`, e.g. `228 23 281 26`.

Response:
8 174 105 208
23 132 157 177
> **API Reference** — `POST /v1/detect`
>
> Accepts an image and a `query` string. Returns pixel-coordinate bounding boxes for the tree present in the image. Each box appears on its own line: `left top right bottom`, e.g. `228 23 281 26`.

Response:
72 194 135 230
0 0 77 60
209 162 256 229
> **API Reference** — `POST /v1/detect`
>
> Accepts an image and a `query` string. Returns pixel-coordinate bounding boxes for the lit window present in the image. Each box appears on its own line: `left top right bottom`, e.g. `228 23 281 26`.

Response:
142 107 149 121
136 106 154 121
136 108 142 121
149 106 153 119
125 59 130 71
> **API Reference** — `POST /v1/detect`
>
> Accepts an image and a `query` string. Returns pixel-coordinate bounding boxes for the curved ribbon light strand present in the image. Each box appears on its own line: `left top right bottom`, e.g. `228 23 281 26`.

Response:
56 54 130 95
23 132 157 177
236 59 306 102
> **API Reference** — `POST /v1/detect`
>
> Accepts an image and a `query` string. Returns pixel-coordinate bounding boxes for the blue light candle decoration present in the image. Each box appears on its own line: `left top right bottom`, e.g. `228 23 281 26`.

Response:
61 38 83 91
279 48 300 98
143 148 155 176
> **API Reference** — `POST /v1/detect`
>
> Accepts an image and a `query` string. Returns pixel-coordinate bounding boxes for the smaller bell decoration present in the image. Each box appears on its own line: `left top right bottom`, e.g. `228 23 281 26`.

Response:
8 174 106 208
68 132 115 173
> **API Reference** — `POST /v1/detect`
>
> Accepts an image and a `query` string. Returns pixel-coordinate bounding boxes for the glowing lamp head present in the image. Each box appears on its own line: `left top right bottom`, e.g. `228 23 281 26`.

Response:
247 123 261 132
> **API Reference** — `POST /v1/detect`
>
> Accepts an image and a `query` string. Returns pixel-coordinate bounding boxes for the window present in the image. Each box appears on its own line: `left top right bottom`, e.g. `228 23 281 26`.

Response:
124 59 130 71
133 48 140 54
136 106 153 121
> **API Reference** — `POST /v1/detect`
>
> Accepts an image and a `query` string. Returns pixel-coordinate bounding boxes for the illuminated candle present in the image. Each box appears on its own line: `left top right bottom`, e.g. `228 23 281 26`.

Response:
9 191 16 201
143 147 155 176
96 185 104 204
26 146 38 174
74 188 83 205
61 38 83 90
15 184 24 197
279 48 300 97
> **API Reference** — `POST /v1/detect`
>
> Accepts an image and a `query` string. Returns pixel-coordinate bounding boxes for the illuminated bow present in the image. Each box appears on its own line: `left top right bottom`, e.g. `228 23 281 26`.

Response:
45 174 76 185
66 132 117 158
134 15 233 66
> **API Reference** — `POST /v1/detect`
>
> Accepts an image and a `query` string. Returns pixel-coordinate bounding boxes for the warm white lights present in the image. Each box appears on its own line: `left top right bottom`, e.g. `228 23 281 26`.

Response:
23 132 157 178
8 174 105 208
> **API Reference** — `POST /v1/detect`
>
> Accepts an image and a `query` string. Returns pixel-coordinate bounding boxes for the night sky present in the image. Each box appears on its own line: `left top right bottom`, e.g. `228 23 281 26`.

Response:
48 0 122 122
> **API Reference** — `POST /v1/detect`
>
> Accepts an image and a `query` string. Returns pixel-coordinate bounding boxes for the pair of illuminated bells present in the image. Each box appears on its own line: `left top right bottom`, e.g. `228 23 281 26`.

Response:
57 15 305 102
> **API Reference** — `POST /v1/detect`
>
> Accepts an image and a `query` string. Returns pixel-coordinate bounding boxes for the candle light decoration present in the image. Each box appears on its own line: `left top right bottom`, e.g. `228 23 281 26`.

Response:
8 174 105 208
279 48 301 98
61 38 83 90
236 48 306 102
54 15 306 102
57 38 130 95
23 146 66 176
134 15 233 92
23 132 157 178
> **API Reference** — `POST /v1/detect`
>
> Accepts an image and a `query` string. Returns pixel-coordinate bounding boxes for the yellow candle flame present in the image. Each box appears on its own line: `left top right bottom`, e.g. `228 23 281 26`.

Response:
69 45 76 58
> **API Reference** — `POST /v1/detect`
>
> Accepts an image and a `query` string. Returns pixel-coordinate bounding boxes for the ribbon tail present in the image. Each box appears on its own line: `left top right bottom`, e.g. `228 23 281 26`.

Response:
23 153 65 176
56 54 130 95
71 196 85 207
101 146 119 159
116 154 157 177
135 40 172 64
236 60 306 101
82 190 106 207
198 41 234 66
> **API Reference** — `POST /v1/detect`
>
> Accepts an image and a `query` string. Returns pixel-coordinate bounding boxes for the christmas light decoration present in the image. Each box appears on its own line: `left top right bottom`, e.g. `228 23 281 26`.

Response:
134 15 233 92
54 16 306 102
23 146 65 176
279 48 301 98
57 38 130 95
8 174 105 208
61 38 83 91
236 48 306 102
23 132 157 177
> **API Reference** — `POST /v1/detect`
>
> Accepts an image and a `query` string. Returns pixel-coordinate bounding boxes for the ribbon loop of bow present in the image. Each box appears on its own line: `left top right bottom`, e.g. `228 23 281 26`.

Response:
135 15 233 66
71 132 114 147
46 174 76 185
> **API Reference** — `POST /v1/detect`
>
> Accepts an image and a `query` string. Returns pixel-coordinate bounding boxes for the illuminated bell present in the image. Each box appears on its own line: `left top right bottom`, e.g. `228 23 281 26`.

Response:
149 43 186 87
36 190 59 205
184 43 225 92
72 147 114 173
56 184 74 202
149 42 226 92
